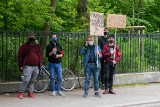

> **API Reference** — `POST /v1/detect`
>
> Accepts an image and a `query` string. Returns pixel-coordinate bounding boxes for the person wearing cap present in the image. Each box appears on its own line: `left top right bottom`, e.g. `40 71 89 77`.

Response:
102 35 121 94
98 27 109 88
46 34 65 97
18 32 42 99
80 35 102 98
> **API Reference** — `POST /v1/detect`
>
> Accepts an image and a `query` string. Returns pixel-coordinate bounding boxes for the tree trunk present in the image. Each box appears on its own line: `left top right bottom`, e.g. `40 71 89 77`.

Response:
77 0 87 18
39 0 57 54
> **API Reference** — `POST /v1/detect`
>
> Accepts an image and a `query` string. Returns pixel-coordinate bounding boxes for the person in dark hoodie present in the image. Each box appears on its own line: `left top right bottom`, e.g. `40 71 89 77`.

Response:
18 32 42 99
98 27 109 88
46 34 65 97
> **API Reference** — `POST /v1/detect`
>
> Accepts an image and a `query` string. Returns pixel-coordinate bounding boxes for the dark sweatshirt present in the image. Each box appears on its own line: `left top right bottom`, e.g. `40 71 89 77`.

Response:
18 42 42 68
46 42 64 63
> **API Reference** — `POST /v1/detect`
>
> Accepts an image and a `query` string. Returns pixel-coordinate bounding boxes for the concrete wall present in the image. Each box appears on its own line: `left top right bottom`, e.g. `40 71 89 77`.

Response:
114 72 160 84
0 72 160 93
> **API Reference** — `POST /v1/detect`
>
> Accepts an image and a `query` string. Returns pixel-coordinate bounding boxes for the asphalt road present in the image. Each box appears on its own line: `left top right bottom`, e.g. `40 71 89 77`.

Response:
0 83 160 107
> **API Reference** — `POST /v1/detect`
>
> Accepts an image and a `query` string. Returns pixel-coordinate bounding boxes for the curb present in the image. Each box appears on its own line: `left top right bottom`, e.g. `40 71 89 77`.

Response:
105 100 160 107
1 72 160 93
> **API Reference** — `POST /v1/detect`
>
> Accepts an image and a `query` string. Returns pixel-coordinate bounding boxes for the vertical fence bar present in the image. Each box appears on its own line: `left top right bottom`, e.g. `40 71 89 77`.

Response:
157 34 160 71
5 31 8 81
1 31 4 82
150 35 152 71
130 33 132 72
140 31 142 72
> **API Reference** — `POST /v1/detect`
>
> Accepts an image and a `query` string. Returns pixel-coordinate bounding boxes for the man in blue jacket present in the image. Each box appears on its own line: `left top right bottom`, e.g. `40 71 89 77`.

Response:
80 35 102 98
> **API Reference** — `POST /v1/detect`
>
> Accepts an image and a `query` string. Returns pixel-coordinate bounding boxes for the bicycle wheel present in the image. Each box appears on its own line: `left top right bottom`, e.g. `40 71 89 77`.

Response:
61 68 76 91
34 66 50 93
78 68 92 89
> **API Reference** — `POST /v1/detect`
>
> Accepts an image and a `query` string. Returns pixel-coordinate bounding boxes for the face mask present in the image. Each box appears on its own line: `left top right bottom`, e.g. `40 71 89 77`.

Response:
104 32 108 36
29 37 35 43
51 38 58 43
109 40 114 43
88 41 94 46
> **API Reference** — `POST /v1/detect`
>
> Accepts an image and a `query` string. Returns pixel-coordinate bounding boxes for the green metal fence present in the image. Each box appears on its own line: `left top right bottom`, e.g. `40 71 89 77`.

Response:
0 31 160 82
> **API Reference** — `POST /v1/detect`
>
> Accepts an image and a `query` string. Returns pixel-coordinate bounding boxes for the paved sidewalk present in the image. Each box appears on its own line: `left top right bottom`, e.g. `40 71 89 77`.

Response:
0 83 160 107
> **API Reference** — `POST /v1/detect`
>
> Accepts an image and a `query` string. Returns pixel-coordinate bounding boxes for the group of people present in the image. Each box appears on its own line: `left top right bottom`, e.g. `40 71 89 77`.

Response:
80 28 121 98
17 28 121 99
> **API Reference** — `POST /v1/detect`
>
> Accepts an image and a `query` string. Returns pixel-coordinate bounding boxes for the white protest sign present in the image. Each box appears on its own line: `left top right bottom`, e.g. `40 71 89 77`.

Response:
90 12 104 36
107 14 126 28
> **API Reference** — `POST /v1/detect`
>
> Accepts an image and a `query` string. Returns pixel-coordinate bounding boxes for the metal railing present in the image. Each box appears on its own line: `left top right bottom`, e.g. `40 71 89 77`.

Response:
0 31 160 82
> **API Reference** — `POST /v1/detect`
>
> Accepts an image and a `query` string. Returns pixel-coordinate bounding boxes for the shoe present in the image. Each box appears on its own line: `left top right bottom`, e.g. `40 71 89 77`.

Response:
28 92 35 98
51 91 56 97
103 90 108 94
108 89 116 94
94 92 101 98
18 93 23 99
83 92 88 98
57 91 65 97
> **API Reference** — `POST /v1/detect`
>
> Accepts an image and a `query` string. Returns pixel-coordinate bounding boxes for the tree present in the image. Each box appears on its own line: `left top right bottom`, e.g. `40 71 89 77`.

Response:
39 0 57 54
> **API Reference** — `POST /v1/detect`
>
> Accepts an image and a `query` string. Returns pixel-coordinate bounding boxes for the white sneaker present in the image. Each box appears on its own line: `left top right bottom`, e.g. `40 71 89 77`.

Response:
51 91 56 97
57 91 65 97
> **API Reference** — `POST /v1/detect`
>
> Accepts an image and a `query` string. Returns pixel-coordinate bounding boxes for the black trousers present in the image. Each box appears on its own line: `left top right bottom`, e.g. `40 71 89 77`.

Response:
104 61 116 90
99 58 105 84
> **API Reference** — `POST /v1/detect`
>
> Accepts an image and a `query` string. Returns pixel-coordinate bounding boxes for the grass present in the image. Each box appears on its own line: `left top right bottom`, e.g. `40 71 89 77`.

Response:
113 83 149 87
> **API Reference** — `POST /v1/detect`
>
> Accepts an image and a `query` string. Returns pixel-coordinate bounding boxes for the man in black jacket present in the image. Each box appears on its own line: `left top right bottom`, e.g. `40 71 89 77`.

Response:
98 27 109 88
46 34 65 97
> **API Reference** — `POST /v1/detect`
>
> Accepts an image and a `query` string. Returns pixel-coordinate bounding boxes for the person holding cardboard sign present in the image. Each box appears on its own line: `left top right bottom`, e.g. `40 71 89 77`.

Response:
80 35 102 98
102 35 121 94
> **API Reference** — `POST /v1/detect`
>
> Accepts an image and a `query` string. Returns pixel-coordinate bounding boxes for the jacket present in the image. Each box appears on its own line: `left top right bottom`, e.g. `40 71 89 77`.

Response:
98 36 108 49
80 45 102 68
18 42 42 68
46 42 64 63
102 44 121 63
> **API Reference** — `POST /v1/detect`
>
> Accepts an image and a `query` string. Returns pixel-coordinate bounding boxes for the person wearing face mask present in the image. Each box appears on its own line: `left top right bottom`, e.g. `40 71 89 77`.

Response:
18 32 42 99
98 27 109 88
102 35 121 95
46 34 65 97
80 35 102 98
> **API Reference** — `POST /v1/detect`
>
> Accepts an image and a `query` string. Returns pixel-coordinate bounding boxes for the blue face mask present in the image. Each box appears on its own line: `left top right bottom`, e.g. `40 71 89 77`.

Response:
51 38 58 43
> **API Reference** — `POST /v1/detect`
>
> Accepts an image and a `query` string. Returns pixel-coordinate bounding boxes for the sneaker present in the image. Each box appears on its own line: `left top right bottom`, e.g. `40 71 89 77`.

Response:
57 91 65 97
51 91 56 97
94 92 101 98
18 92 23 99
103 90 108 94
83 92 88 98
28 92 35 98
108 89 116 94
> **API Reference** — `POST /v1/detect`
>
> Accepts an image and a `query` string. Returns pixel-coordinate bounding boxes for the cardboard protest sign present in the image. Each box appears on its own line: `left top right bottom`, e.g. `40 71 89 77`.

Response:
90 12 104 36
107 14 126 28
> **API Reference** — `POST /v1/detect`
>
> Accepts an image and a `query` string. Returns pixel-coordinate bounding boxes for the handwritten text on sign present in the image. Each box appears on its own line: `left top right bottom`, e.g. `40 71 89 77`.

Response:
90 12 104 36
107 14 126 28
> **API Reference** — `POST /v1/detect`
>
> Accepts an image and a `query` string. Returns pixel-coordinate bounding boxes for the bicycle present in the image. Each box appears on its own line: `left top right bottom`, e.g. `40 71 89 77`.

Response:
34 65 76 93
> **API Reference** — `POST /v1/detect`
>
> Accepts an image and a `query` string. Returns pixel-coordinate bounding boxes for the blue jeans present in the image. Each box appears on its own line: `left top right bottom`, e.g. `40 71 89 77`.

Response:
84 63 100 92
49 62 62 92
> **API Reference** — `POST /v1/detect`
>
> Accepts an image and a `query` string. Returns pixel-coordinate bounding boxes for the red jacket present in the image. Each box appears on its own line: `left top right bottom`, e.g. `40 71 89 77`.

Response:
18 42 42 68
102 44 121 63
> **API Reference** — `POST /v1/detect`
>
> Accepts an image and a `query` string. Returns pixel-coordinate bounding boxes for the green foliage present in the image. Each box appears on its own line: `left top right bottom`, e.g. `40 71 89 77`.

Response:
117 33 160 73
1 0 160 32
